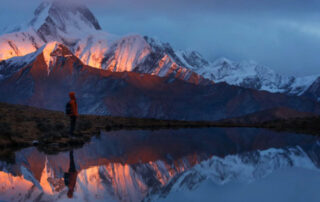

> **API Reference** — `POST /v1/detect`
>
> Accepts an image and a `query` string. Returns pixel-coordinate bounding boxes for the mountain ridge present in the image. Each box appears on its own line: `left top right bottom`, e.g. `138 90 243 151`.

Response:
0 1 320 122
0 43 320 121
0 1 319 102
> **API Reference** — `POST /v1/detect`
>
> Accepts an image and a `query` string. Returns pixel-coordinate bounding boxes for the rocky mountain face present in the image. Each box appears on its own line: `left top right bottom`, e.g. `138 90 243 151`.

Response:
303 77 320 102
0 43 320 120
0 1 319 103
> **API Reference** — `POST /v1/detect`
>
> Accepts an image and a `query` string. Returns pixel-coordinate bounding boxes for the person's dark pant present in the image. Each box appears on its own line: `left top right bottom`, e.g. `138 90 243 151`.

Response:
69 151 76 172
70 116 77 135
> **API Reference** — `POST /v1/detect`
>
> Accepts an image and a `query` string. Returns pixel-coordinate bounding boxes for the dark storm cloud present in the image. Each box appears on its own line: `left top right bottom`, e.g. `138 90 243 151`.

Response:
0 0 320 76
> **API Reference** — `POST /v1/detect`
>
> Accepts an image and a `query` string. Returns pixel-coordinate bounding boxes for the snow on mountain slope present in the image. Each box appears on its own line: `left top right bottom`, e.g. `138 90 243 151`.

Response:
0 41 75 78
0 48 41 78
0 28 44 61
175 47 320 98
29 0 102 42
73 32 119 68
191 57 320 96
175 49 210 70
132 36 211 84
290 75 320 96
101 35 152 72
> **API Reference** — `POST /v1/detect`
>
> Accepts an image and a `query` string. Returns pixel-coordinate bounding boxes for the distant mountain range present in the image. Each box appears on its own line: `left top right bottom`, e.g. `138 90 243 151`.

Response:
0 0 319 120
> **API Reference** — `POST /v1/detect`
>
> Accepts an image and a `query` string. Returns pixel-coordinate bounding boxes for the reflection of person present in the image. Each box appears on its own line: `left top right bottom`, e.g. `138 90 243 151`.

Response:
64 151 78 199
68 92 78 135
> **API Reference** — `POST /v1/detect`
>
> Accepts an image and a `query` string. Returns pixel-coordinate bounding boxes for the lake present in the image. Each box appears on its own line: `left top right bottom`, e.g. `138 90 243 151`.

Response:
0 127 320 202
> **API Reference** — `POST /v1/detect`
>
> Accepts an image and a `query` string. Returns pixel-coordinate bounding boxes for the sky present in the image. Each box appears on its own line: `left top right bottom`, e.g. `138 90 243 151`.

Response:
0 0 320 76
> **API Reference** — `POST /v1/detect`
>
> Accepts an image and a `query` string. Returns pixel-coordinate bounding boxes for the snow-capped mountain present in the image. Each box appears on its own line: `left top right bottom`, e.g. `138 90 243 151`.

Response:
0 1 116 68
0 1 209 85
0 0 320 110
192 57 320 96
174 49 320 99
1 42 320 120
0 0 319 102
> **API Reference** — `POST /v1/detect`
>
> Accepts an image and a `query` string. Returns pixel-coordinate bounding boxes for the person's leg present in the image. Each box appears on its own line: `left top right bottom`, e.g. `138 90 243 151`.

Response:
69 151 76 172
70 116 76 135
74 116 77 132
73 116 77 135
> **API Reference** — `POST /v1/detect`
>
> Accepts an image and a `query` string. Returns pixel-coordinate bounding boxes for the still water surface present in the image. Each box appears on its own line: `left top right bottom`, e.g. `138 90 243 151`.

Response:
0 127 319 202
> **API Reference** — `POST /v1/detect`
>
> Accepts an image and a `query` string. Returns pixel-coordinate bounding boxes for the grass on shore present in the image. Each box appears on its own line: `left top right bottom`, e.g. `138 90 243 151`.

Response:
0 102 319 156
0 102 216 152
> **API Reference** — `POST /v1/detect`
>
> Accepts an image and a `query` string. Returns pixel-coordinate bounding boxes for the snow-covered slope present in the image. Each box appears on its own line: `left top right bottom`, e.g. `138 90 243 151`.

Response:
175 49 210 70
175 46 320 99
29 1 102 41
0 41 76 78
187 57 320 96
0 28 44 61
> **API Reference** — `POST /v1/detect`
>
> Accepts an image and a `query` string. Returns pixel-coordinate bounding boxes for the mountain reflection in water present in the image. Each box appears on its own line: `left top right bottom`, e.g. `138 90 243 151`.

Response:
0 127 319 202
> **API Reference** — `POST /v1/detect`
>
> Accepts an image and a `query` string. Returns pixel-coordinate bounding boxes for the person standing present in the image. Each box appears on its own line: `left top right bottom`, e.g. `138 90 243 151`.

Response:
66 92 78 135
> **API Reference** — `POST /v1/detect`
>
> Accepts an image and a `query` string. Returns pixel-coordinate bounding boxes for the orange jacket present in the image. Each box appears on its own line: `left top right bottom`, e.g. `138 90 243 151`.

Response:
69 92 78 116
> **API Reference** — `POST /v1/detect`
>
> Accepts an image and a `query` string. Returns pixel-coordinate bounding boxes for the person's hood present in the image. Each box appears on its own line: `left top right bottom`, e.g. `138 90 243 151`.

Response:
69 92 76 100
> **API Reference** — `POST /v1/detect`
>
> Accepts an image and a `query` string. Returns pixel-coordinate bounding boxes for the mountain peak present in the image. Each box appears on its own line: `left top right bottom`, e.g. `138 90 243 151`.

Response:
29 0 101 42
